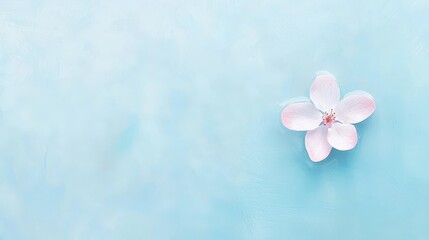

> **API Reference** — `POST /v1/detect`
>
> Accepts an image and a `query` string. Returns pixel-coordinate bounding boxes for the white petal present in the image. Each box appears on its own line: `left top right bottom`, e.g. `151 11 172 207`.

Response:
335 91 376 124
327 123 358 151
281 102 322 131
310 74 340 112
305 126 332 162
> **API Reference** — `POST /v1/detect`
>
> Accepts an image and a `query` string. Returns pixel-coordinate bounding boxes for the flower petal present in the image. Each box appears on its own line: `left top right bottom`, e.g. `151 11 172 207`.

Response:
305 125 332 162
327 123 357 151
335 91 376 124
281 102 322 131
310 74 340 112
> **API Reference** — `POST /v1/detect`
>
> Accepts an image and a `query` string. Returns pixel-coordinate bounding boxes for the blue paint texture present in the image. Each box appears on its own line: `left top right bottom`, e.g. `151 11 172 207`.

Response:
1 0 429 239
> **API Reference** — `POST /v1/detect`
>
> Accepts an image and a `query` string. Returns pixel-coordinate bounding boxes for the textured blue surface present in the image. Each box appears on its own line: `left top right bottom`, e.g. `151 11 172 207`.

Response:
1 0 429 239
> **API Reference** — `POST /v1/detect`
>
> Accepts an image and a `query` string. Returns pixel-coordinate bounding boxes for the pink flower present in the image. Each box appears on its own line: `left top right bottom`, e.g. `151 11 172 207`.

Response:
281 73 376 162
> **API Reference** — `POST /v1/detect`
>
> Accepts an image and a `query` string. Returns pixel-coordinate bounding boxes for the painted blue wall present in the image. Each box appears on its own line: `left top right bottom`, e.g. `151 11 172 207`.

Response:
1 0 428 239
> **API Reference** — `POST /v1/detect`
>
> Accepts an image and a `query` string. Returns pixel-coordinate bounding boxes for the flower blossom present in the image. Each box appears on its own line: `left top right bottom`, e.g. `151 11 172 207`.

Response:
281 73 376 162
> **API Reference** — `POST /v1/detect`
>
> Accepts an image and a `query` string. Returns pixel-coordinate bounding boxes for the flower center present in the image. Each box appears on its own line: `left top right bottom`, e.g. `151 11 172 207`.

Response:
322 109 336 126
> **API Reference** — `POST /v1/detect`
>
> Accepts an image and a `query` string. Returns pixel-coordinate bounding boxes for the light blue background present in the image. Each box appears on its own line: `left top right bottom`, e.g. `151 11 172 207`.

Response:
1 0 429 239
